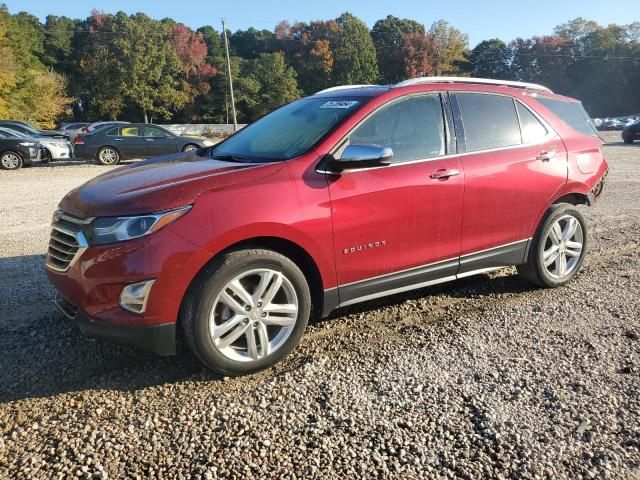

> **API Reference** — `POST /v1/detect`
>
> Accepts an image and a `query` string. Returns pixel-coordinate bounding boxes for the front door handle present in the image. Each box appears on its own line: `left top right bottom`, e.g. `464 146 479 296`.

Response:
536 150 556 161
430 168 460 180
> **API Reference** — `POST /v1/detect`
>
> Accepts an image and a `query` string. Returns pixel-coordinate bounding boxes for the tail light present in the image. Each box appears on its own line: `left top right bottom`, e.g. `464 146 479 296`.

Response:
75 135 85 145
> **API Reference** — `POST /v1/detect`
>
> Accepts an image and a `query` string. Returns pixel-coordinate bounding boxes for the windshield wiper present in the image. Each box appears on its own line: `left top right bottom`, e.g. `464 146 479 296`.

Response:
210 154 249 163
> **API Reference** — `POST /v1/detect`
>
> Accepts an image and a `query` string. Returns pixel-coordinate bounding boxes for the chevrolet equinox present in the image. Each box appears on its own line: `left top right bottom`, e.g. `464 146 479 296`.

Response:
47 77 608 376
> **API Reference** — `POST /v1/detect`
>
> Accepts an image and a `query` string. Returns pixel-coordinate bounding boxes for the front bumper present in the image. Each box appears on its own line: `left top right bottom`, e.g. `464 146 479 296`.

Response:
54 293 176 355
44 142 74 160
46 217 213 355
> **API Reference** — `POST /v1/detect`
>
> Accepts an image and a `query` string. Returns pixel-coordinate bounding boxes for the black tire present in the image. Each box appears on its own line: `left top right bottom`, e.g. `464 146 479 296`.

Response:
41 148 52 164
623 137 633 144
517 203 588 288
0 151 23 170
182 144 199 152
182 248 311 376
96 146 120 165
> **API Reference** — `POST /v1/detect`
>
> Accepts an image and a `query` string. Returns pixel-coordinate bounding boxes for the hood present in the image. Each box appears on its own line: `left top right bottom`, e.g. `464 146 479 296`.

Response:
59 150 284 218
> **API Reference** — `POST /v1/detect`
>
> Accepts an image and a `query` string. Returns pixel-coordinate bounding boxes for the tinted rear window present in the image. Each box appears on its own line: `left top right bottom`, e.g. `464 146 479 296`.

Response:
536 98 598 137
456 93 522 152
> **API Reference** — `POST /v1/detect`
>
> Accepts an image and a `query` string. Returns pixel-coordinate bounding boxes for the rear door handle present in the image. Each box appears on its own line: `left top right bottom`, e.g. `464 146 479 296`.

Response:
430 168 460 180
145 138 154 142
536 150 556 161
114 138 123 141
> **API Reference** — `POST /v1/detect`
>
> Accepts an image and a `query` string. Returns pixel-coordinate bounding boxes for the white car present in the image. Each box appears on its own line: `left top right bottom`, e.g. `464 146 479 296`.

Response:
38 137 74 161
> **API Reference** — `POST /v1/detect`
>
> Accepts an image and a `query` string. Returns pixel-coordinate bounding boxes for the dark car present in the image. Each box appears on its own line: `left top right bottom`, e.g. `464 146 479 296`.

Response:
622 119 640 144
0 136 41 170
0 120 70 141
74 123 215 165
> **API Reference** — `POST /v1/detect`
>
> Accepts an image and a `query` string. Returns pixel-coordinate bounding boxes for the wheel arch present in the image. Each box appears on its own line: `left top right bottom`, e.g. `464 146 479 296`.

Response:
179 235 327 327
552 192 591 207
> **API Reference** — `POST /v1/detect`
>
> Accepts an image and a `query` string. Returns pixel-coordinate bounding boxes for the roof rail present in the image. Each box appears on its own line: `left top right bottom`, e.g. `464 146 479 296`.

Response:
315 84 379 95
394 77 553 93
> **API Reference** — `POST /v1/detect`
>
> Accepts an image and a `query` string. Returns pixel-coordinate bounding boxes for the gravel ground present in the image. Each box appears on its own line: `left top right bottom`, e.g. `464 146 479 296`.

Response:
0 134 639 479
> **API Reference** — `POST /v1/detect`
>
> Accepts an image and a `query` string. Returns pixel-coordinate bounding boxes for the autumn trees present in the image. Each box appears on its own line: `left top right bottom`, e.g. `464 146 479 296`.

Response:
0 5 638 125
0 6 70 127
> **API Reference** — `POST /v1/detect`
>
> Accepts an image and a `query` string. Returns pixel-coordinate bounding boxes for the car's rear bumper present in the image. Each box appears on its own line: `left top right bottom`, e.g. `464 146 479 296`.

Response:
54 292 176 355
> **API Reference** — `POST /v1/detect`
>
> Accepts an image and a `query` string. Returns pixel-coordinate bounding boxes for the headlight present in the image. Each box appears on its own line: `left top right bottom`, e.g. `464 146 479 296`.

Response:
86 206 191 245
202 140 214 146
19 142 36 147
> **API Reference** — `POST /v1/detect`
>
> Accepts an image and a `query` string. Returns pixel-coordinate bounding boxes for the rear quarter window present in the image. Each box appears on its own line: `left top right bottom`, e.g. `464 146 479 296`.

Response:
536 97 598 137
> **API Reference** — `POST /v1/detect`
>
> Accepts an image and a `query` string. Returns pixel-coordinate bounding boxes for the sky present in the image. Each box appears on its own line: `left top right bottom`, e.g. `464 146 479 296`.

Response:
3 0 631 46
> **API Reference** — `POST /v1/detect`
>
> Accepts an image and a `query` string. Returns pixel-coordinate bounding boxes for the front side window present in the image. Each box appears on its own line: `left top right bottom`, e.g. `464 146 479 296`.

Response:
456 93 522 152
348 94 446 163
516 102 548 143
144 126 169 138
212 97 365 162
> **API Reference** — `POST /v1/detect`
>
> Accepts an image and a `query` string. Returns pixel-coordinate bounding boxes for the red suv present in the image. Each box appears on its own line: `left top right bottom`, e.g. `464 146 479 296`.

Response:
46 77 608 376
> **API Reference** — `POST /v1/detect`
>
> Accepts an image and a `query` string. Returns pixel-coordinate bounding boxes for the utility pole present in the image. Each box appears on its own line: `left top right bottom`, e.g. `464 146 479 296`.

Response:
222 19 238 131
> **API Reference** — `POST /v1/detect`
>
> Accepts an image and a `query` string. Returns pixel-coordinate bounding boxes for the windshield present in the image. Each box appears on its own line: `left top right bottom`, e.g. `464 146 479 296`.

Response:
212 97 366 162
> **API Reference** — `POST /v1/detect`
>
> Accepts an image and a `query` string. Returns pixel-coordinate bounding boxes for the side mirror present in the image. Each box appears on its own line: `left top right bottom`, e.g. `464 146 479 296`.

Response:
319 144 393 173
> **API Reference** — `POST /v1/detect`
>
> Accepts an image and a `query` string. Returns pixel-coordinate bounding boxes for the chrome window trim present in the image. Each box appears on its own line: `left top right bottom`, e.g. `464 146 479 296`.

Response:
317 90 559 175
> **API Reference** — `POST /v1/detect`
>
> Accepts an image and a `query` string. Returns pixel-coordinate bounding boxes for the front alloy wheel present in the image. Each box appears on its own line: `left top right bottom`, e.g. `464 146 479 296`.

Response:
182 248 311 375
210 268 298 362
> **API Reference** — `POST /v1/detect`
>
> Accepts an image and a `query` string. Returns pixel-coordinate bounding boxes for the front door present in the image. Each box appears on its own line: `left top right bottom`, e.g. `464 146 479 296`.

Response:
143 125 179 157
326 93 465 305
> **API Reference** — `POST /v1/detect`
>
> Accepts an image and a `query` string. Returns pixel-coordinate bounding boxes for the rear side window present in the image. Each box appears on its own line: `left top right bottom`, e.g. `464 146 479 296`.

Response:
105 127 118 136
349 94 446 163
121 126 140 137
456 93 521 152
516 102 548 143
536 98 598 137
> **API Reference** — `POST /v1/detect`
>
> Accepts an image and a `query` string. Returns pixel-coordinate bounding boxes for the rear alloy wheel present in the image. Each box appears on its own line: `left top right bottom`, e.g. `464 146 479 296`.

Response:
97 146 120 165
182 249 311 376
0 151 23 170
518 204 588 287
182 144 198 152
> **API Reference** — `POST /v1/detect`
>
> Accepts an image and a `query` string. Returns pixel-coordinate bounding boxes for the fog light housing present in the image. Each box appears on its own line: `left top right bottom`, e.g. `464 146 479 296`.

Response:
120 280 156 314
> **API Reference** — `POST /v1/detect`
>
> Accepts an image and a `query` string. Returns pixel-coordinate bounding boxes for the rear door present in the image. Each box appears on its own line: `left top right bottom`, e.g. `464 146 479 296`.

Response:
115 125 146 158
143 126 179 157
451 92 567 271
327 93 465 304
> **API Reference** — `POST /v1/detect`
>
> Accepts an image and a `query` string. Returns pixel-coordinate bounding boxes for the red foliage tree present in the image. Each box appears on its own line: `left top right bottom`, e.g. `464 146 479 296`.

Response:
402 32 436 78
170 24 217 81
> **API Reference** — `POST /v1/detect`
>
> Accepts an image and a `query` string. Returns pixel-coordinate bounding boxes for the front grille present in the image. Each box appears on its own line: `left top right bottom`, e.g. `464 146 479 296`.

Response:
46 212 91 272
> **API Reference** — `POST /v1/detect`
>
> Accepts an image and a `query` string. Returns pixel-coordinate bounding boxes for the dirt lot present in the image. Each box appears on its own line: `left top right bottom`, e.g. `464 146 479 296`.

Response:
0 132 639 479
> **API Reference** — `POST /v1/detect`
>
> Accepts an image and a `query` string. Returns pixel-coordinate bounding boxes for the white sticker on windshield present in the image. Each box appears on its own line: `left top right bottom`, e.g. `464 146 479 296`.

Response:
319 100 359 109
